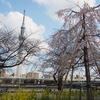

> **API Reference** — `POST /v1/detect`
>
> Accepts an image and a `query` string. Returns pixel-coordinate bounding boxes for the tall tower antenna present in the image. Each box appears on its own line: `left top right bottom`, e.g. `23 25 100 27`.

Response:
20 10 25 40
23 10 25 25
16 10 26 78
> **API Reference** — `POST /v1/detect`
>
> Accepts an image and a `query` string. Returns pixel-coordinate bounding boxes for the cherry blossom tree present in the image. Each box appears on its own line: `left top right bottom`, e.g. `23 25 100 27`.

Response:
31 3 100 100
40 3 100 100
39 45 72 90
52 3 100 100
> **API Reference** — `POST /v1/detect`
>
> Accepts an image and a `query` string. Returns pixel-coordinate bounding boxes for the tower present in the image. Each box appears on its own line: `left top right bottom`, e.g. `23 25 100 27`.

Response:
16 10 26 77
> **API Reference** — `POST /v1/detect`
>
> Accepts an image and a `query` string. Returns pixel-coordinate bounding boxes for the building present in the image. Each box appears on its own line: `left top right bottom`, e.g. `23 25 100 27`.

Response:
42 74 53 79
21 74 26 78
25 71 39 79
0 69 8 77
75 75 81 79
74 75 86 79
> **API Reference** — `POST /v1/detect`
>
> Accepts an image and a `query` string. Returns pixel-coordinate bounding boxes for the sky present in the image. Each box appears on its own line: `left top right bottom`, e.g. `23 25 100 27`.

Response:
0 0 99 40
0 0 100 76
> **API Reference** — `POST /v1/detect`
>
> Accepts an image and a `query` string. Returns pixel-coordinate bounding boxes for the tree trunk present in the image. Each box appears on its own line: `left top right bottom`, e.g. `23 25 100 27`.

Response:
58 77 63 91
79 84 82 100
68 66 74 100
83 14 94 100
84 46 94 100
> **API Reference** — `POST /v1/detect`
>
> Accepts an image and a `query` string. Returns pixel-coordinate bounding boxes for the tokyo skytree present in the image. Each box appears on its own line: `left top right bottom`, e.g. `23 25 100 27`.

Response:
16 10 26 77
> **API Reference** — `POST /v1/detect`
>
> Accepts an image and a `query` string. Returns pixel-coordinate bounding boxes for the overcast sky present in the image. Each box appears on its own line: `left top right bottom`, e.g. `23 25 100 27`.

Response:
0 0 100 76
